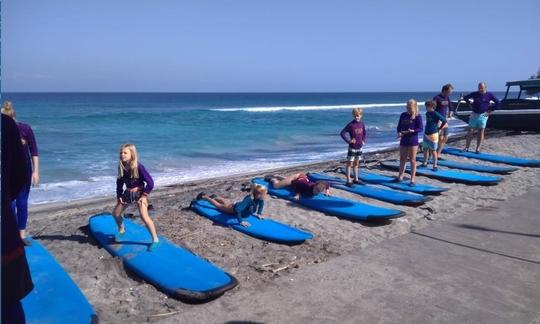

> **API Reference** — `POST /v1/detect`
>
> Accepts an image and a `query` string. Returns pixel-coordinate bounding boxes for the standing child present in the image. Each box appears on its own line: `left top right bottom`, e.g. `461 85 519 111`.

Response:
421 100 447 171
195 184 268 227
113 143 159 251
433 83 454 157
340 107 366 186
396 99 423 186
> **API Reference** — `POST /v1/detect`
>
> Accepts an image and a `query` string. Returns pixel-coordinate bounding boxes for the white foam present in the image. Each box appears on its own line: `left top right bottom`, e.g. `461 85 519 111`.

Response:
211 103 406 112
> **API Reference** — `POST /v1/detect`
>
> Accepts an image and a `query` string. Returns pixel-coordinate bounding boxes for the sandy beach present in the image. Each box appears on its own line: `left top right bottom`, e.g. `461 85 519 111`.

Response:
26 131 540 323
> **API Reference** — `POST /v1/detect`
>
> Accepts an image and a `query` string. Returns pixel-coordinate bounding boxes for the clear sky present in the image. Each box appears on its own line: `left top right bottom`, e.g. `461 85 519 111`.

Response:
2 0 539 92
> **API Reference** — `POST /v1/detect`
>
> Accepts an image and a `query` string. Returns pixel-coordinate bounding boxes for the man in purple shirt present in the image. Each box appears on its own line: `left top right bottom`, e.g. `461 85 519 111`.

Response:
461 82 500 153
433 83 454 157
340 107 366 186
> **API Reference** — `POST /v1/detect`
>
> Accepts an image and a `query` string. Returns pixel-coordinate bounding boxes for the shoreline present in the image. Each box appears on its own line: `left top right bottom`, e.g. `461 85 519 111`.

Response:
28 132 470 218
25 130 540 323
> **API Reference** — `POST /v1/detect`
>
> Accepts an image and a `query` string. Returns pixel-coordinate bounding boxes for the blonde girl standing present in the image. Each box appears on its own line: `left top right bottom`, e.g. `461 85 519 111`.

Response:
113 143 159 251
396 99 423 186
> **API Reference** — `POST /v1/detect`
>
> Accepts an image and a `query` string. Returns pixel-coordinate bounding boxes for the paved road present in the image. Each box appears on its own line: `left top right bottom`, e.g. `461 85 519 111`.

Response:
167 188 540 324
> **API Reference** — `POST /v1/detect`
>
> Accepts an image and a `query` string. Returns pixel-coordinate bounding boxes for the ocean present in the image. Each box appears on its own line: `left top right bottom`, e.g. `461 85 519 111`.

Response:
2 92 477 205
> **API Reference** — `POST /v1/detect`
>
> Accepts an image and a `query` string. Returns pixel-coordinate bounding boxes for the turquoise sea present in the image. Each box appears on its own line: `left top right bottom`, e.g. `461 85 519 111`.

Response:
2 92 477 204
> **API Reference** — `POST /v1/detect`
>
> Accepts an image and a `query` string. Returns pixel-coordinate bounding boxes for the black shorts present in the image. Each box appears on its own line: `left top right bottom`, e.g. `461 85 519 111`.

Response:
121 190 142 204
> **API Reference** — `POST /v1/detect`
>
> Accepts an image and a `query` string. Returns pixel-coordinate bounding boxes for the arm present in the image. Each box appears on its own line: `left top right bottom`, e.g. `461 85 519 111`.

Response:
435 111 447 129
256 200 264 217
488 93 500 112
116 177 124 198
139 164 154 195
234 196 251 223
362 122 366 145
412 115 423 133
31 156 40 185
26 126 40 185
340 124 351 144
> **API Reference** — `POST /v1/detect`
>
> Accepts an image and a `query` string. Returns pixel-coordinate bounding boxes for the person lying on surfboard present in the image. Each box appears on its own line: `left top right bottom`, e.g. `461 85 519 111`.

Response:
266 173 330 200
195 184 268 227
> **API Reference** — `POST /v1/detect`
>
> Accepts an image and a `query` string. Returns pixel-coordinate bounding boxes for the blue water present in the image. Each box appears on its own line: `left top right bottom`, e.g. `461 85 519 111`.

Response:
2 92 475 204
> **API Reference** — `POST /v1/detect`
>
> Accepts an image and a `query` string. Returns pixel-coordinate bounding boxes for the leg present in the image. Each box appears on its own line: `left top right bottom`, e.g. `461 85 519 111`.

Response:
112 201 127 233
203 196 235 214
432 149 438 169
12 181 31 239
213 196 232 205
409 146 418 184
465 127 474 150
271 174 300 189
345 161 352 184
353 158 360 181
476 128 485 152
437 133 448 156
137 197 158 242
398 146 408 181
422 146 429 167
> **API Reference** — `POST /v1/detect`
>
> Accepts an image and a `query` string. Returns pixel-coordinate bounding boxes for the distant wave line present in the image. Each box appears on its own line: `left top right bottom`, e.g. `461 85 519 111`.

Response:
210 102 406 112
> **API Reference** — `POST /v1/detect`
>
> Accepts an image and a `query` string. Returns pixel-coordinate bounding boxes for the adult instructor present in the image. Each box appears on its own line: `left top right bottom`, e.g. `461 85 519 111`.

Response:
461 82 499 153
1 101 40 245
433 83 454 157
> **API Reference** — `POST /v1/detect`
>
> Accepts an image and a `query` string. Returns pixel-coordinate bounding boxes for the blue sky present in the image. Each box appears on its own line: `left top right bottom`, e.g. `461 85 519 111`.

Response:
2 1 539 92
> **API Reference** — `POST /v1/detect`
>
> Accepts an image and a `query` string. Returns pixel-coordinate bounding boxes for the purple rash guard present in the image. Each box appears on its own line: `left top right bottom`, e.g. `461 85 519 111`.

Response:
116 162 154 197
16 122 39 162
433 94 453 117
340 120 366 150
397 112 423 146
463 91 500 114
291 174 315 197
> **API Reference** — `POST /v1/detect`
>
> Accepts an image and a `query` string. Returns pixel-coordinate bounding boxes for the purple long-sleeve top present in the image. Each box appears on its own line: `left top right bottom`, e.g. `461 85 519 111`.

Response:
397 112 423 146
340 120 366 150
116 162 154 198
463 91 500 114
17 122 39 161
433 93 453 117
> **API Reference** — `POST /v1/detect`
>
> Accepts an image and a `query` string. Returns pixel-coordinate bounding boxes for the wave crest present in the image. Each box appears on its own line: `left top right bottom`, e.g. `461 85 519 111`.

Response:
211 103 405 112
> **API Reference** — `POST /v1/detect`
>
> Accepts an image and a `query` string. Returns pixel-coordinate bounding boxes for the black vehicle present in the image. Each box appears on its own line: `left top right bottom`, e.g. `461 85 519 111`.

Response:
454 79 540 132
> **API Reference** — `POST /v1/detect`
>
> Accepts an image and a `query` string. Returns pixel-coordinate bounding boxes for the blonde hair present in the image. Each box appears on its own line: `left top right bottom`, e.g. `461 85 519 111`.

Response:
252 183 268 197
1 101 16 118
118 143 140 179
352 107 363 116
407 99 418 119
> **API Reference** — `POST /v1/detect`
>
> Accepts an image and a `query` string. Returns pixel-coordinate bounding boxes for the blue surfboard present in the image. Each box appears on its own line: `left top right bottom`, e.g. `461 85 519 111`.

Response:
89 214 238 301
380 160 502 185
307 172 431 206
252 178 404 221
22 237 97 324
191 199 313 244
443 147 540 167
337 167 448 195
416 156 517 174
